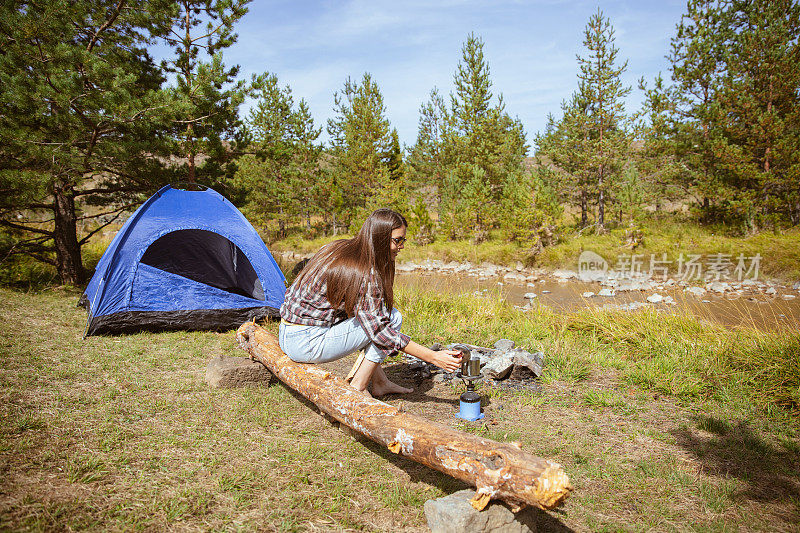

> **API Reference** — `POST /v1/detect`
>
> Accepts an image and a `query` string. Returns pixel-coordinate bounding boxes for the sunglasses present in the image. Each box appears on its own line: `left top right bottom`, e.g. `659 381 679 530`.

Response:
391 236 407 246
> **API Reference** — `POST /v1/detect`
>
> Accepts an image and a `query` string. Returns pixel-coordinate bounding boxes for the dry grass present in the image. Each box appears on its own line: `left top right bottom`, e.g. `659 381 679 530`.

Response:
1 286 799 531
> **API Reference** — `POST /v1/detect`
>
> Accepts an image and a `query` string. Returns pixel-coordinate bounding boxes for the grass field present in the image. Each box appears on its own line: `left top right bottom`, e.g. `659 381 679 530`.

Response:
273 218 800 282
1 285 799 531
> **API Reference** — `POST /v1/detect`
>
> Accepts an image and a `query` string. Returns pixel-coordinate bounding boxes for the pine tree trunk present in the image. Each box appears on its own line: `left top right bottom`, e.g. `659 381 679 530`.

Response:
597 164 605 230
183 3 196 184
580 190 588 227
187 124 196 183
53 183 85 285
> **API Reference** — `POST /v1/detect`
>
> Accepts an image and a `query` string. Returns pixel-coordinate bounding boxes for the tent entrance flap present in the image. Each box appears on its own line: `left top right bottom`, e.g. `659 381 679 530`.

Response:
140 229 265 300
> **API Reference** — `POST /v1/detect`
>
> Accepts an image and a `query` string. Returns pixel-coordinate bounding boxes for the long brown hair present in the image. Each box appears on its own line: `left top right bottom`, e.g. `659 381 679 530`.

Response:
295 209 408 315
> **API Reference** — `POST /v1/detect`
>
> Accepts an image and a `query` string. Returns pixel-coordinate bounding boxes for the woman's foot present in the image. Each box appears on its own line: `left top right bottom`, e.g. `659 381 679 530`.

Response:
370 366 413 396
370 380 413 396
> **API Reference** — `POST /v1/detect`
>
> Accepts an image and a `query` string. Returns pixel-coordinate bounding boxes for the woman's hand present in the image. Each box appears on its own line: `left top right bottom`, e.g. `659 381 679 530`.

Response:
430 349 463 373
402 340 463 372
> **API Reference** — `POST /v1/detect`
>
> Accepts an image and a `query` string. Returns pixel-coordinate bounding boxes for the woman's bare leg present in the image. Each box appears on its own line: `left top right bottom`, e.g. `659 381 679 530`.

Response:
349 358 379 396
348 359 413 397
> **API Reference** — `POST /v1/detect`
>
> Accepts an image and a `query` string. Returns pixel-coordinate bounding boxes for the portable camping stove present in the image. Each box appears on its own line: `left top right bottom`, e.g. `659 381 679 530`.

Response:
454 345 484 421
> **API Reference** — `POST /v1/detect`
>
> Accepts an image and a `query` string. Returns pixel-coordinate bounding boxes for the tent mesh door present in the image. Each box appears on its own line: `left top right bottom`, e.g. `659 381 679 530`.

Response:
140 229 265 300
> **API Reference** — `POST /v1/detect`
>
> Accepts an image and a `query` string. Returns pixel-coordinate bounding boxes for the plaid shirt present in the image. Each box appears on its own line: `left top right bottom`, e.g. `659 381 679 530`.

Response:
280 267 410 359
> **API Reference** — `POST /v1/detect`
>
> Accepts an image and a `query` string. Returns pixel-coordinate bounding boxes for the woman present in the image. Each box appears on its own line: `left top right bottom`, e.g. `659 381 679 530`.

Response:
279 208 462 396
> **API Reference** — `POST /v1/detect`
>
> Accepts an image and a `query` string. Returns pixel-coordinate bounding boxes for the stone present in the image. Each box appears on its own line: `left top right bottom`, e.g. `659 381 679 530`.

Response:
553 269 577 280
513 350 544 378
515 261 524 272
615 280 642 292
396 261 418 272
707 281 730 293
425 489 534 533
783 294 796 300
598 288 615 297
684 286 706 297
581 291 595 298
205 355 272 388
504 272 526 282
523 292 537 300
494 338 516 351
765 287 777 295
483 352 515 380
663 296 676 305
646 293 664 304
793 281 800 290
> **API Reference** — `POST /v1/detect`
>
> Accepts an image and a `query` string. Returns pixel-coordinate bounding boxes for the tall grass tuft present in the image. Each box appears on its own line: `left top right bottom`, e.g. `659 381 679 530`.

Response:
397 284 800 411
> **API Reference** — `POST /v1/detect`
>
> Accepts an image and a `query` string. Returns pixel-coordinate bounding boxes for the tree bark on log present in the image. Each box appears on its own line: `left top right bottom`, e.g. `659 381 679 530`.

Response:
236 322 572 511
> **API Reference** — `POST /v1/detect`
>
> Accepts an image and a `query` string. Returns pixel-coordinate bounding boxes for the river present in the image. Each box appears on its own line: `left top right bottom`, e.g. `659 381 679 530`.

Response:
396 271 800 332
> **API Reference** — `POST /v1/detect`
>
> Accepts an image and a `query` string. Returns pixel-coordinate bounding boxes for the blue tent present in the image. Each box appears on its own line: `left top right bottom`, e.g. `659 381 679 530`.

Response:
81 185 286 335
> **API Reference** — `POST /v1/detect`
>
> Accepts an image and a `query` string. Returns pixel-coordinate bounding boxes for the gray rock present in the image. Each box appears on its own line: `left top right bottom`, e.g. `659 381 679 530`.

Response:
395 261 418 272
494 338 516 351
765 287 777 295
424 489 534 533
663 296 676 305
646 293 664 304
553 269 577 280
205 355 272 388
523 292 537 299
684 286 706 297
707 281 730 293
483 352 514 380
598 288 615 297
503 272 526 282
783 294 796 300
581 291 595 298
616 279 648 292
793 281 800 290
513 350 544 378
515 261 524 272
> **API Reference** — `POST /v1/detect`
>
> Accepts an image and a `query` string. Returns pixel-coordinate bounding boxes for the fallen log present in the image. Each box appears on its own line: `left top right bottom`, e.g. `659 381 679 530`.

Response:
236 322 572 511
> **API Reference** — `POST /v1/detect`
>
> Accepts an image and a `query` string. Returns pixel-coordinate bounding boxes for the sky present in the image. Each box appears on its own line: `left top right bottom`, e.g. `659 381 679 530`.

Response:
163 0 690 149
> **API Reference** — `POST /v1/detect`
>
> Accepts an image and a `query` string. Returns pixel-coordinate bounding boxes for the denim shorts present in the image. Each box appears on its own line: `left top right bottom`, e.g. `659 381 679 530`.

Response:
278 309 403 365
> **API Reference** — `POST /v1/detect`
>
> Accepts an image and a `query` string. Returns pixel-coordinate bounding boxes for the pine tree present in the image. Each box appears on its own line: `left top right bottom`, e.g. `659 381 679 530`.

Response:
0 0 175 285
326 73 394 230
161 0 250 184
231 73 321 239
407 88 450 194
414 33 527 241
576 9 632 231
721 0 800 227
667 0 800 229
668 0 733 222
633 74 683 214
384 129 405 181
535 91 594 227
